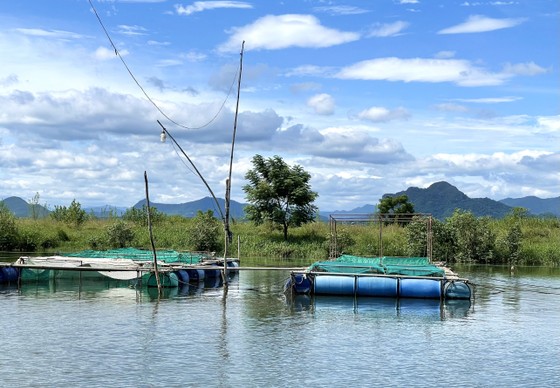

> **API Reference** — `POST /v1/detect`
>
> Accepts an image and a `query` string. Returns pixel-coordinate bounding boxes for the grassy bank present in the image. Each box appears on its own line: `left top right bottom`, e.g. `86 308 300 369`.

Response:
4 213 560 266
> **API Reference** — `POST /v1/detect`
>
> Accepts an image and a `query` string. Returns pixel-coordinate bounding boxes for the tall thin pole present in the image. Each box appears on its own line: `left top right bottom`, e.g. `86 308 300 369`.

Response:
223 41 245 284
145 171 161 293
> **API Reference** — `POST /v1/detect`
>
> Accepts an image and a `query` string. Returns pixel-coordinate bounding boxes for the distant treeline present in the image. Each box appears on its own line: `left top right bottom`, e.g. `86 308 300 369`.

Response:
1 202 558 266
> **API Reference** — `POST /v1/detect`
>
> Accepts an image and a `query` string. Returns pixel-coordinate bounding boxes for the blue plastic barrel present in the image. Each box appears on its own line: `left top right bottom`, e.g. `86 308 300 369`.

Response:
356 276 398 297
174 270 190 285
314 275 355 295
204 265 221 278
444 280 471 300
399 278 442 299
186 269 205 281
290 274 311 294
0 267 19 284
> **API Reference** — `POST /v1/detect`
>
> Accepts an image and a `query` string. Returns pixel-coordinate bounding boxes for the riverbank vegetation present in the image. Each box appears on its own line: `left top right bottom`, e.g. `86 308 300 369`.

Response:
1 202 558 266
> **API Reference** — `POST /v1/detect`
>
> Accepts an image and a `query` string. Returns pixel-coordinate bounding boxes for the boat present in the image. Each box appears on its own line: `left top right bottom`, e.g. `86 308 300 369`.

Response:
285 213 472 300
1 248 239 288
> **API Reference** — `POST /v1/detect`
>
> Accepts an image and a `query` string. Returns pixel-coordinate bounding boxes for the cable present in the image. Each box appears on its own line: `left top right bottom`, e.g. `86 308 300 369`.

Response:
88 0 238 130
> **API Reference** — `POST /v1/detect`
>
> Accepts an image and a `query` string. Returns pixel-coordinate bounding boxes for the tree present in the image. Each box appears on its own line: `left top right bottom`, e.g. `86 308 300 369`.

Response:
0 203 19 251
243 154 318 240
378 194 415 225
378 194 415 214
188 210 221 252
50 199 88 227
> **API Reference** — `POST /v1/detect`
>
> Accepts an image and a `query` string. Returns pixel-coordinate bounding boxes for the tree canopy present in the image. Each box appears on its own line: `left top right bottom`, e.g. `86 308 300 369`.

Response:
378 194 415 214
243 154 318 240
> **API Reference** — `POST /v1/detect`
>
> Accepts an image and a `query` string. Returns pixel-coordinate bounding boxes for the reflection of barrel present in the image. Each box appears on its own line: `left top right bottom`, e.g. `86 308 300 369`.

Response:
173 270 190 285
356 277 398 297
147 272 179 288
0 267 19 283
314 275 355 295
444 280 471 300
204 275 222 288
398 298 442 318
399 278 442 299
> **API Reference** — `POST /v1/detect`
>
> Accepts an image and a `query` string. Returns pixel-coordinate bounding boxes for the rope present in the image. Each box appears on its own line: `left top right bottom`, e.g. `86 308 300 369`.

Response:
87 0 238 130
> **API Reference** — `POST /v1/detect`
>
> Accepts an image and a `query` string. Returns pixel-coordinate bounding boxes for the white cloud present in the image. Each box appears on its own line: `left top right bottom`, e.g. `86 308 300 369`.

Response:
175 1 252 16
438 15 525 34
535 115 560 133
307 93 335 115
502 62 548 76
117 25 148 36
357 106 410 122
336 57 507 86
314 6 370 15
93 46 128 60
453 96 522 103
368 21 409 37
218 14 360 52
14 28 84 40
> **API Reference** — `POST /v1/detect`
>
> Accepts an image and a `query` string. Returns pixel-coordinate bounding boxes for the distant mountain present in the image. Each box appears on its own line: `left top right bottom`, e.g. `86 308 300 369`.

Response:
321 181 516 220
499 196 560 216
385 181 513 219
133 196 247 220
0 196 50 218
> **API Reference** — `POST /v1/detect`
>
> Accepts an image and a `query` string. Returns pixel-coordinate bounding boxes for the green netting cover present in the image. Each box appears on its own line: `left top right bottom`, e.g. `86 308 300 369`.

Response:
62 248 208 264
307 255 445 277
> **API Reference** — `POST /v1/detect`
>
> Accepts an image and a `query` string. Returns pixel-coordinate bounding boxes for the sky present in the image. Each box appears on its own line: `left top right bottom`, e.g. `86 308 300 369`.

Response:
0 0 558 212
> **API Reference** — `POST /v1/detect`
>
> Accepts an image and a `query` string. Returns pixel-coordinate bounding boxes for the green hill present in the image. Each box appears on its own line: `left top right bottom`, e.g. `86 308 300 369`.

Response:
386 181 513 219
0 196 50 218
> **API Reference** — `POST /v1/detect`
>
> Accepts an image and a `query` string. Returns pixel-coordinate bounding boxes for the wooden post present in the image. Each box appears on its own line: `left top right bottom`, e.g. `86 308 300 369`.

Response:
145 171 161 293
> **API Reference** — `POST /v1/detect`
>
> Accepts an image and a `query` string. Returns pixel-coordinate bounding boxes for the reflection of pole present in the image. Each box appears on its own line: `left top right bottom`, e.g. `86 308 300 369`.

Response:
145 171 161 294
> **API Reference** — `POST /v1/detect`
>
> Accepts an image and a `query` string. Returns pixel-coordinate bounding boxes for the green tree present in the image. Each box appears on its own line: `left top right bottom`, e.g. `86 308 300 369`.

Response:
188 210 221 252
243 154 318 240
105 220 135 248
123 205 165 226
446 210 495 263
378 194 415 214
50 199 88 227
0 203 19 251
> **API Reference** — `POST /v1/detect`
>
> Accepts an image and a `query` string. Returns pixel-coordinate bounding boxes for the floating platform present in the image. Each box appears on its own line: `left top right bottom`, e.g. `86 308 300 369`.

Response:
285 255 472 300
0 248 239 288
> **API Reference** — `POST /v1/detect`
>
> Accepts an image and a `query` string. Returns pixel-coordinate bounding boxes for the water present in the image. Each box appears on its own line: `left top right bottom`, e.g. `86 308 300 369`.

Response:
1 261 559 387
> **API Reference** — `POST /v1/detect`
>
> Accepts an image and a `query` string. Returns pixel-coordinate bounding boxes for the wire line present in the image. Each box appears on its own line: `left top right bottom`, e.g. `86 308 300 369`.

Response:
88 0 238 130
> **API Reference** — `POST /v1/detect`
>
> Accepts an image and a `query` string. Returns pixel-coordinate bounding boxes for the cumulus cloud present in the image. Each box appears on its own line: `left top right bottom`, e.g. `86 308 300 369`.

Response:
357 106 410 122
307 93 335 115
368 21 410 37
438 15 525 34
175 1 252 16
218 14 360 52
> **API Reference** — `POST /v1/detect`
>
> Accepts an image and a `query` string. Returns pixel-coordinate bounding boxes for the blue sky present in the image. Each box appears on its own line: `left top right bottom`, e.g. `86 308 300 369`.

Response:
0 0 558 212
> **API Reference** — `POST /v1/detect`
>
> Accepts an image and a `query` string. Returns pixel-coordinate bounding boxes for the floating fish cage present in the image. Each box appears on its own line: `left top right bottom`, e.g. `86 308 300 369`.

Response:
285 213 473 300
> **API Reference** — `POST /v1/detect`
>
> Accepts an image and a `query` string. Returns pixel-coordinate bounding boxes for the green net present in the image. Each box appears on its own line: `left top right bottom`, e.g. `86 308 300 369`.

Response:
307 255 445 277
62 248 209 264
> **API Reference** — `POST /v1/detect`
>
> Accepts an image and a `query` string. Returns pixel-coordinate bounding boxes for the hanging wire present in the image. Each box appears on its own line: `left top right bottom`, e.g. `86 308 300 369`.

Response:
88 0 238 130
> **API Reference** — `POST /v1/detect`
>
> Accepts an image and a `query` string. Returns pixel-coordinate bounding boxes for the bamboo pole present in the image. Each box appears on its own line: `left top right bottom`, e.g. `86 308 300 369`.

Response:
145 171 161 293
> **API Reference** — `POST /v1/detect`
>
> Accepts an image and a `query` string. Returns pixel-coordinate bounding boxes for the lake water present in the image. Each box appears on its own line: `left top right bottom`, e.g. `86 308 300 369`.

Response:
1 258 559 387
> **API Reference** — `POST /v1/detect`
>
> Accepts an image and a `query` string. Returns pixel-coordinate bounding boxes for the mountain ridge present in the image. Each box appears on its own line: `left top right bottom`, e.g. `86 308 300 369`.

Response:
2 182 558 219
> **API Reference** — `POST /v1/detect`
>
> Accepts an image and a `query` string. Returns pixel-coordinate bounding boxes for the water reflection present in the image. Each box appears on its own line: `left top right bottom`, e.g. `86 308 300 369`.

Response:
286 294 472 320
